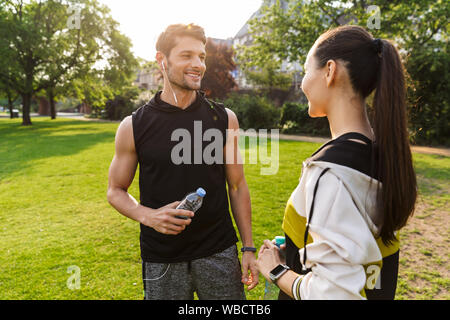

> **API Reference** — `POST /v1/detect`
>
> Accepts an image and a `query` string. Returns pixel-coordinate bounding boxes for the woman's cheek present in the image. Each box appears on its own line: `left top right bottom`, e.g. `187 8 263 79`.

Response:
302 76 318 116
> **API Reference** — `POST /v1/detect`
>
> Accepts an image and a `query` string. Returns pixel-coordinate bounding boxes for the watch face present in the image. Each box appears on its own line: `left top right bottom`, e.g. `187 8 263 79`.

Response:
269 264 289 282
270 264 287 276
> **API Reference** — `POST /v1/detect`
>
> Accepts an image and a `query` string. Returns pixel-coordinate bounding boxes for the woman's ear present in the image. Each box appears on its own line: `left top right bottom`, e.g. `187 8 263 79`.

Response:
325 59 337 88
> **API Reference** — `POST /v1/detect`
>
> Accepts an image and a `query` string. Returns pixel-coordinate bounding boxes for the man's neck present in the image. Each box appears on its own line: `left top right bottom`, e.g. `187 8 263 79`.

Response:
160 86 197 109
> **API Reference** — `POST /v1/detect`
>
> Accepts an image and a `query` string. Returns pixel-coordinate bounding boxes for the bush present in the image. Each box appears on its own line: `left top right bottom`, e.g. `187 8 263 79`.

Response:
102 86 140 121
280 102 304 127
406 49 450 146
279 102 330 137
223 93 280 130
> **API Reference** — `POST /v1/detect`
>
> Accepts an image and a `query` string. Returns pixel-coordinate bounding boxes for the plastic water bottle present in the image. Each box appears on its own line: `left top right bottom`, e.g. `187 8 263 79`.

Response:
175 188 206 219
264 236 285 300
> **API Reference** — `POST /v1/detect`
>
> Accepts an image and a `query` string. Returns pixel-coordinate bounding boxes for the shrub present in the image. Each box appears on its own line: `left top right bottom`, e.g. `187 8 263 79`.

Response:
223 93 280 130
279 102 330 137
102 86 140 121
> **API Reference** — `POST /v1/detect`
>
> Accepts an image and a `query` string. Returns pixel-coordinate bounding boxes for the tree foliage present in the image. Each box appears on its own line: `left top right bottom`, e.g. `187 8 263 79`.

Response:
237 0 449 145
0 0 138 125
244 59 292 91
201 38 237 100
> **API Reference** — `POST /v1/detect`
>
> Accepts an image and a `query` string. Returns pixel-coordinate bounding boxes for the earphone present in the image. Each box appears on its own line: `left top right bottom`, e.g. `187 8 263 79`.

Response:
160 60 178 106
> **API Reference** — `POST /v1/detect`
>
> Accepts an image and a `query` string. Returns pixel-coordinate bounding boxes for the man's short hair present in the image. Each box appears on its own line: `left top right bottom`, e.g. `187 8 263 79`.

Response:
156 23 206 57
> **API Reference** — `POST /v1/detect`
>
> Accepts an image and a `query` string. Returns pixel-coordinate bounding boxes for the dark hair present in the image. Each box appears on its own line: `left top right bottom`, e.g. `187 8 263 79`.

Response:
314 25 417 245
156 23 206 57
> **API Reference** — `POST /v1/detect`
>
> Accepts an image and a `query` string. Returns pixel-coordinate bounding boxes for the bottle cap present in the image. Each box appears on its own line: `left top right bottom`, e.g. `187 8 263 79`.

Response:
275 236 285 246
196 187 206 197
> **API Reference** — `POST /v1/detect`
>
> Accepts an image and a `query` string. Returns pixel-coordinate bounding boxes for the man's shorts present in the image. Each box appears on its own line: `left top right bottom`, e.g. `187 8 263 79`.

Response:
142 244 246 300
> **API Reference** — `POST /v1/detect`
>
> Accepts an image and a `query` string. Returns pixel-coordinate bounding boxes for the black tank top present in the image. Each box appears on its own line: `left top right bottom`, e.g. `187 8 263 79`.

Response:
132 91 238 263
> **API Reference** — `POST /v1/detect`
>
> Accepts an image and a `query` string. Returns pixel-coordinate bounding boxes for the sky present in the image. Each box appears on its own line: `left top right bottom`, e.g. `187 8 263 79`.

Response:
98 0 263 62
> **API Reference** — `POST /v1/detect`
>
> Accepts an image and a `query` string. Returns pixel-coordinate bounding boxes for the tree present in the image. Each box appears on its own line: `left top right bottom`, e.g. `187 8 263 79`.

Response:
244 61 292 91
243 59 292 106
68 70 112 115
0 1 22 118
1 0 81 124
201 38 237 100
0 0 138 125
236 0 449 144
53 15 138 119
0 66 19 119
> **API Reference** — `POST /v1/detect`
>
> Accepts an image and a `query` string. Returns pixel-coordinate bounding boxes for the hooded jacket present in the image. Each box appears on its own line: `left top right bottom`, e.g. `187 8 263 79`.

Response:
282 132 400 300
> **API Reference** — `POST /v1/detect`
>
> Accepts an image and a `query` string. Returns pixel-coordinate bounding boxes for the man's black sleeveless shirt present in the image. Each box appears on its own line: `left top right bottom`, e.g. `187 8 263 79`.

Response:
131 91 238 263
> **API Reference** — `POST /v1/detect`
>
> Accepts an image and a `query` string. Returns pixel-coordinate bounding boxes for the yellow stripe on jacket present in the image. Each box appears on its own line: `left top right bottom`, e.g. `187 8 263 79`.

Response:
282 195 400 296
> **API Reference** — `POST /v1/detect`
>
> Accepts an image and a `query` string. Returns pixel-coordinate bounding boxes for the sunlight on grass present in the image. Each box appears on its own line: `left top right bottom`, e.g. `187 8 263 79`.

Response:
0 118 448 299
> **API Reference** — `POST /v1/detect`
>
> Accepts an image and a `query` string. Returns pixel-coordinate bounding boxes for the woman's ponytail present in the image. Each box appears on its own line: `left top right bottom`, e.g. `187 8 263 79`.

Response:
372 39 417 245
314 26 417 245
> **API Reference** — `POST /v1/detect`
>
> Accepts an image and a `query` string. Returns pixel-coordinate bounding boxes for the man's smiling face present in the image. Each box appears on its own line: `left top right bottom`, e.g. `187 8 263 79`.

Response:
165 36 206 91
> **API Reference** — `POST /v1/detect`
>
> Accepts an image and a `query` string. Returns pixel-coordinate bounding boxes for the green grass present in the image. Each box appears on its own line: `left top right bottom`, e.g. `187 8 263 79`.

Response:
0 118 140 299
0 117 448 299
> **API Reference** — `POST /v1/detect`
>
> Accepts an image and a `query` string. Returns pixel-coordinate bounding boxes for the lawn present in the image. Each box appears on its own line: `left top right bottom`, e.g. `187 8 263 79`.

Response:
0 117 448 300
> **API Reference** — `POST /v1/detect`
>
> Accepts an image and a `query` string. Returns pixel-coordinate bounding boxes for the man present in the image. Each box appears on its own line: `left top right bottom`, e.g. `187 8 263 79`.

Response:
107 23 258 300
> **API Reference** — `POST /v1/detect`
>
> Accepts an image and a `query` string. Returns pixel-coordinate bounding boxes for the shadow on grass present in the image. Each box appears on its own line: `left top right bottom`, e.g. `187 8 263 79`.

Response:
0 118 117 180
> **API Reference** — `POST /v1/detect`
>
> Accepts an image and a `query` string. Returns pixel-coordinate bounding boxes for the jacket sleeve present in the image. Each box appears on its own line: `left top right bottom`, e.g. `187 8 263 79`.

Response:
297 170 382 300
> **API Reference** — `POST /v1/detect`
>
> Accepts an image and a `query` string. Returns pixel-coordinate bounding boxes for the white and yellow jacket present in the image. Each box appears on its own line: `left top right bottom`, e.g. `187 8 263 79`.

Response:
282 133 400 300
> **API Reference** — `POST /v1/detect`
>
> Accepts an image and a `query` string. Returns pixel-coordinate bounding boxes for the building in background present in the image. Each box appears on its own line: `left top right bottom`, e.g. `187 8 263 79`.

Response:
133 65 162 91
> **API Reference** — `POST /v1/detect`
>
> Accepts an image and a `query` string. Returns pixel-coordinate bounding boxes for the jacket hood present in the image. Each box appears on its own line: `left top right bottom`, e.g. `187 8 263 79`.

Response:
305 160 383 236
147 90 206 113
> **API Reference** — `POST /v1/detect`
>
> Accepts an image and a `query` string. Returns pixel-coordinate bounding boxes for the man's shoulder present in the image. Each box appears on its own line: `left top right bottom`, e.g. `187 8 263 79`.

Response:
204 97 226 110
132 103 149 117
123 114 133 122
200 94 236 128
115 115 136 152
201 95 233 115
117 115 134 136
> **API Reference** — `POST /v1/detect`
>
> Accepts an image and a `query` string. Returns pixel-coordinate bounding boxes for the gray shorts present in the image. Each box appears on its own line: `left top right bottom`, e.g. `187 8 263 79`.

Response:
142 244 246 300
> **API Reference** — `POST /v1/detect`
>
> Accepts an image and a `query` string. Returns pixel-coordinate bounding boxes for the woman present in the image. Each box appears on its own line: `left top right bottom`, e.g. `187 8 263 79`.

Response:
256 25 417 300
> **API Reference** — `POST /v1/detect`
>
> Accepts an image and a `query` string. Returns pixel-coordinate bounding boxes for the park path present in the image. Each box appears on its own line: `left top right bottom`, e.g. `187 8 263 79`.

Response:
243 131 450 157
277 133 450 157
46 113 450 157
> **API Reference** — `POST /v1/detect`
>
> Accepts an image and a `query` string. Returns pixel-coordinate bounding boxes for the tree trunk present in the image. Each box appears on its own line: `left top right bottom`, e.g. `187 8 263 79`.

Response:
7 91 14 119
48 88 56 119
21 93 32 126
22 72 33 126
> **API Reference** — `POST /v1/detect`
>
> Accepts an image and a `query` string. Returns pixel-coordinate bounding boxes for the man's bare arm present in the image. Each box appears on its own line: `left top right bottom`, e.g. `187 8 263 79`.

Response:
107 116 193 235
224 109 253 247
224 108 258 290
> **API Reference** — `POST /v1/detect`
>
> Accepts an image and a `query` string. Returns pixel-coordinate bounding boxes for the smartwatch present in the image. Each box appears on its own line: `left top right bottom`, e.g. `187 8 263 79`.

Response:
269 264 290 284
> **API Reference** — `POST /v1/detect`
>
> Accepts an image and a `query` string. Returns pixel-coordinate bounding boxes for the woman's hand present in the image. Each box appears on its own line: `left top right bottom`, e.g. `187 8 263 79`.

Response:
256 240 286 282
